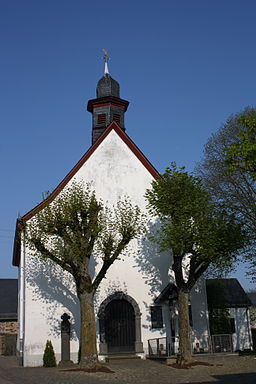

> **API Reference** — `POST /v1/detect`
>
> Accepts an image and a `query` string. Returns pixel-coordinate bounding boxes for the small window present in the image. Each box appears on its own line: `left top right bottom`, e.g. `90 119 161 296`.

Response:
188 304 193 327
230 318 236 334
97 114 106 125
113 113 121 124
150 306 163 328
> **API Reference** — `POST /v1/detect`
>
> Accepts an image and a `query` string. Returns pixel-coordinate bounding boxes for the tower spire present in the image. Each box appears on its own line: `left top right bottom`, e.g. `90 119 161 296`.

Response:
87 52 129 145
102 49 109 75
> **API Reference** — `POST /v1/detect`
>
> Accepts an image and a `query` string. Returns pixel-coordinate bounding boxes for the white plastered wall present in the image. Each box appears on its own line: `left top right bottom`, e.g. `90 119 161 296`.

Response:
229 307 252 351
190 278 210 352
21 131 169 365
21 130 209 365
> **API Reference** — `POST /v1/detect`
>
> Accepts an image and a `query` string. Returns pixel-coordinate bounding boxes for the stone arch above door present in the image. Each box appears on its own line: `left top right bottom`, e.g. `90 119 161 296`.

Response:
98 291 144 354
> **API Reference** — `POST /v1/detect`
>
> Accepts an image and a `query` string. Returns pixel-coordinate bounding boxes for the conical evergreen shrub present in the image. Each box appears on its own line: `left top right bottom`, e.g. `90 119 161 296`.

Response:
43 340 56 367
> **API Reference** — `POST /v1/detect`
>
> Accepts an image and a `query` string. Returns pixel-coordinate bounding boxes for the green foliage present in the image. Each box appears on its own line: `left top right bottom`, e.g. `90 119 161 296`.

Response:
226 111 256 180
197 107 256 280
27 182 103 269
210 310 233 335
43 340 56 367
25 181 144 293
146 164 245 364
146 164 245 362
146 163 245 290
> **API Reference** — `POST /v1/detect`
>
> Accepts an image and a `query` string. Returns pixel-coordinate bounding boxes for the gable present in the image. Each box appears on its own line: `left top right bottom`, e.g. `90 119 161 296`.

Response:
13 121 160 266
69 129 156 206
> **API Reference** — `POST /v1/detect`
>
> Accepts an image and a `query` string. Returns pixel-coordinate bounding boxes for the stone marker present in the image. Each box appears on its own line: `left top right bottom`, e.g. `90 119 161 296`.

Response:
58 313 74 367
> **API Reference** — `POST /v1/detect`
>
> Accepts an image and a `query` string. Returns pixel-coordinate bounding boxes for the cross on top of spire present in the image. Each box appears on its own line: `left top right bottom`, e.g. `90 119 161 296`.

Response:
102 49 110 75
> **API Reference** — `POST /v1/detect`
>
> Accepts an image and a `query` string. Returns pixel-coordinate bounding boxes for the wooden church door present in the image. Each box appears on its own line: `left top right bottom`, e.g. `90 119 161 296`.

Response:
105 299 135 353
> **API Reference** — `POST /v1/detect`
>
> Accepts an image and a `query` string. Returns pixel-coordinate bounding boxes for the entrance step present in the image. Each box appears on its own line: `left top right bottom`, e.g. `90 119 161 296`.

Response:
107 353 141 360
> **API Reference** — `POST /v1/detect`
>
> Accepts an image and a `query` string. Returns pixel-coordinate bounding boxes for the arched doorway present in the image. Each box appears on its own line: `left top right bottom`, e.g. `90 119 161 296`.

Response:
98 291 143 354
105 299 135 352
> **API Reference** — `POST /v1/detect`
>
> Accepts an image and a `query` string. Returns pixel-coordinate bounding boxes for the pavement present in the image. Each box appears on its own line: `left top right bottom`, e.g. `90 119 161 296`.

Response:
0 355 256 384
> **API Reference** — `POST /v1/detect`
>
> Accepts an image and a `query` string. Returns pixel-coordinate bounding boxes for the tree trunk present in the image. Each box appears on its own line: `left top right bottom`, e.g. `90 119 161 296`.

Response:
78 290 98 367
177 289 192 364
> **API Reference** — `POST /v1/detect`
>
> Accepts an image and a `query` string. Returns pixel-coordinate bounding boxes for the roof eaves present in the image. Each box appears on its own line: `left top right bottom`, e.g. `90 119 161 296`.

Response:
154 283 178 304
12 219 22 267
0 314 17 321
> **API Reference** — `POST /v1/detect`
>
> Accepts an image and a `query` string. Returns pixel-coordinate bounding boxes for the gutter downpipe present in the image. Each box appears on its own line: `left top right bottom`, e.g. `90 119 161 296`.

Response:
246 307 253 350
203 279 212 353
19 231 26 366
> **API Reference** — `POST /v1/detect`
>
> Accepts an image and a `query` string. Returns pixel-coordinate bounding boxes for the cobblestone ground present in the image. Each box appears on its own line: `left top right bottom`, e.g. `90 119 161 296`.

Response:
0 355 256 384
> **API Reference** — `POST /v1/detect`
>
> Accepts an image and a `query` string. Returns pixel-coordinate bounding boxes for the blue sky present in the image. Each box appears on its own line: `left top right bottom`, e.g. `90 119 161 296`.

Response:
1 0 256 290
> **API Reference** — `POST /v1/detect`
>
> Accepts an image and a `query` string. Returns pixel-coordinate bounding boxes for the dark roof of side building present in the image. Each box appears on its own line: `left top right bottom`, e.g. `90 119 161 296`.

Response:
154 283 178 303
247 291 256 306
0 279 18 320
206 278 252 309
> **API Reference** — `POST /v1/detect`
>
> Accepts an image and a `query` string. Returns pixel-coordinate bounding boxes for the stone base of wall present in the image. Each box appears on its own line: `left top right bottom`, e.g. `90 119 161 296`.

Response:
0 321 18 334
0 334 17 355
0 335 5 354
0 321 18 355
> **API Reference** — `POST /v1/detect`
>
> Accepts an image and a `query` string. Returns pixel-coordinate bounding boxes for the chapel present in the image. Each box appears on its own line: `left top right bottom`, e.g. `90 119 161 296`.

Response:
12 55 251 366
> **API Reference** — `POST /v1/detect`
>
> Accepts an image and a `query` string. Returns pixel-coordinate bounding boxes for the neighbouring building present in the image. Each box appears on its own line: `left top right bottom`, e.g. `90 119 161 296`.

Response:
206 279 252 353
247 290 256 350
0 279 18 355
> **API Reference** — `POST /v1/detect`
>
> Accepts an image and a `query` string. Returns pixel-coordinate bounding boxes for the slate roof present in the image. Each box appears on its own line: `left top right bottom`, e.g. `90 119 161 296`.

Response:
206 278 252 309
154 283 178 303
247 291 256 306
0 279 18 320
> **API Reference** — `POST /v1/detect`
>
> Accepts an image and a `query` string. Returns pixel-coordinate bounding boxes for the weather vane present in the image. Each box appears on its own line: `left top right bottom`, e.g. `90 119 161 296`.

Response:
102 48 110 75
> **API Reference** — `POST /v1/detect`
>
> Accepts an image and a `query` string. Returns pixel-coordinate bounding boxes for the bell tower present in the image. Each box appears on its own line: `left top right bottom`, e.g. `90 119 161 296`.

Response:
87 50 129 145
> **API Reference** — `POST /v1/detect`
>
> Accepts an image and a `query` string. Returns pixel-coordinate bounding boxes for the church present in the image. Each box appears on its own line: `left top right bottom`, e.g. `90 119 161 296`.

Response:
12 56 251 366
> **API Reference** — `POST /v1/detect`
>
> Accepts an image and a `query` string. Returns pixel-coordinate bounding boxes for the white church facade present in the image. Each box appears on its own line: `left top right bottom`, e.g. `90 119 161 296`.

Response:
12 61 252 366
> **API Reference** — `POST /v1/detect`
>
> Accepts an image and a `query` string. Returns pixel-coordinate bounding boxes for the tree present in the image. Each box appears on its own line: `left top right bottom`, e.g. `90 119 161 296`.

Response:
43 340 57 367
24 181 144 368
145 164 245 364
197 107 256 280
226 112 256 179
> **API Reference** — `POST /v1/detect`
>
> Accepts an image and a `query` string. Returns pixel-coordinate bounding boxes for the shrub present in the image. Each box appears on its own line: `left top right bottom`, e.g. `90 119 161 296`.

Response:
43 340 56 367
